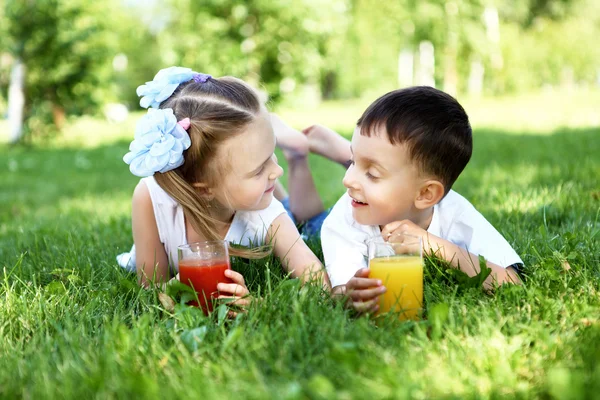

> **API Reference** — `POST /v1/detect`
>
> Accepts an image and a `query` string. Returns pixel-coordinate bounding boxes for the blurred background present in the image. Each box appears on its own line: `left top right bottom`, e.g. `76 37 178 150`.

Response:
0 0 599 143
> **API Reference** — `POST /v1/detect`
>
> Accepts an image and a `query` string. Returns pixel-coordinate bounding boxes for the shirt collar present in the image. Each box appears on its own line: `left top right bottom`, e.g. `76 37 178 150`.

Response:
427 203 441 237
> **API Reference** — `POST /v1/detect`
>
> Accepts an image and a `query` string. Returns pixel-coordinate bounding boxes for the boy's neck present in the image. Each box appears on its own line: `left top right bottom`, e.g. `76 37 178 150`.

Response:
415 207 435 231
381 207 434 232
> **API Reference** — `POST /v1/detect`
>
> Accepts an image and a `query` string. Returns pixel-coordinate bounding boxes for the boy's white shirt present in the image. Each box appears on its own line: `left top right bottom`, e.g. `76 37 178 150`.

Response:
321 190 523 288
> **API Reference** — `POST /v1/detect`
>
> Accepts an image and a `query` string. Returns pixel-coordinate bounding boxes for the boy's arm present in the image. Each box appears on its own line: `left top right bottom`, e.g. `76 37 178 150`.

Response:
382 220 520 290
320 195 371 292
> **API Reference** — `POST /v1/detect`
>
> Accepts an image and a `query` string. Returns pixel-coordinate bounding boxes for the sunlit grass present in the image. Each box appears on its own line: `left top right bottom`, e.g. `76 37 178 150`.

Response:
0 92 599 398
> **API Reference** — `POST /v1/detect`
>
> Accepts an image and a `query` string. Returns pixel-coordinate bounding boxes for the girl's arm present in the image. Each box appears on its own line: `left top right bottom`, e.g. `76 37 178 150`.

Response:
267 213 331 289
131 181 170 287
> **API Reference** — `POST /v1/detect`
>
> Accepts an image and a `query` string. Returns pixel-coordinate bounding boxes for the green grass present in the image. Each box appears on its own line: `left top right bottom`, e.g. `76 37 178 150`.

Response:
1 92 599 398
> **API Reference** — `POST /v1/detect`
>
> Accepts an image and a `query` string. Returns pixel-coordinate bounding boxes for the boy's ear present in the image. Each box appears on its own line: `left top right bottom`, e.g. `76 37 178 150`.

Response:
414 180 445 210
192 182 214 198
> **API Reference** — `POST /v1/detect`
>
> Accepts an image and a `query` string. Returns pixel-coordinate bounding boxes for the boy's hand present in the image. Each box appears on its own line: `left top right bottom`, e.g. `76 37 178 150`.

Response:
381 220 429 252
346 268 386 314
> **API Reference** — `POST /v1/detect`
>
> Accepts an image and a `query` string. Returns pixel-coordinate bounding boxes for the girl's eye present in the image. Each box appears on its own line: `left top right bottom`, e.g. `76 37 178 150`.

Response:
255 166 265 176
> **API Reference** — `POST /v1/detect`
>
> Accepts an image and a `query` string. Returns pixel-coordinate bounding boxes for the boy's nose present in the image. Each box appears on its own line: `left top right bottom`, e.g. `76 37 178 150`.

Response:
342 166 358 189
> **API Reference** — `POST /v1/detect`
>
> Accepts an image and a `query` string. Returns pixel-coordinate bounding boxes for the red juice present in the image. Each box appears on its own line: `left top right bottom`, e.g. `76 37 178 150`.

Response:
178 259 233 314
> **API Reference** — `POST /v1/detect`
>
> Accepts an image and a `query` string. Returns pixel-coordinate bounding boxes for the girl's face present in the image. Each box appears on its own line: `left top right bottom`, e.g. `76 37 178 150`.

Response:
211 109 283 212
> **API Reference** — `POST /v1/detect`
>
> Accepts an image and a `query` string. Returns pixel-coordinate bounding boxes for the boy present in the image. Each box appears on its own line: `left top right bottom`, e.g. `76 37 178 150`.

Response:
320 86 523 313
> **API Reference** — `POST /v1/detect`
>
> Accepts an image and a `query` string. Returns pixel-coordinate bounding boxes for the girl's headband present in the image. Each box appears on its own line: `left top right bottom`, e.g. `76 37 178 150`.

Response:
124 66 212 177
136 66 212 109
123 108 192 177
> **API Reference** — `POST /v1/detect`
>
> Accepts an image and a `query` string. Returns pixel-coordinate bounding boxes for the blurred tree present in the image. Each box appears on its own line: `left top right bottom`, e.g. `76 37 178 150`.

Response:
498 0 581 27
2 0 118 140
161 0 348 102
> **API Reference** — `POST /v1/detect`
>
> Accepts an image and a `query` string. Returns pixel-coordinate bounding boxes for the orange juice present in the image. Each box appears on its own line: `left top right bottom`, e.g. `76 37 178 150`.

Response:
369 256 423 320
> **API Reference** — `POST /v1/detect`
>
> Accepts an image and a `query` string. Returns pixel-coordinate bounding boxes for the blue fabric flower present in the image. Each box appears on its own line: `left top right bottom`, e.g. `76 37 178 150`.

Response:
136 66 197 109
123 108 192 177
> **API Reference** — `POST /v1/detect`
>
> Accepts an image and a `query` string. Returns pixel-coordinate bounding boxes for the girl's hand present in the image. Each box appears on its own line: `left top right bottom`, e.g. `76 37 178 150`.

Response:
217 269 253 317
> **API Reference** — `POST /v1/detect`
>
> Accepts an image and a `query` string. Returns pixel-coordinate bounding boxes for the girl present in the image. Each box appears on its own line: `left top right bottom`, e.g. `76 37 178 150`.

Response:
118 66 329 306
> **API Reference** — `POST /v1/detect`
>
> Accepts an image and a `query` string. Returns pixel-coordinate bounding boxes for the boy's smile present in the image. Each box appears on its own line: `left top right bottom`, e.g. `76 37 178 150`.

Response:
343 126 430 227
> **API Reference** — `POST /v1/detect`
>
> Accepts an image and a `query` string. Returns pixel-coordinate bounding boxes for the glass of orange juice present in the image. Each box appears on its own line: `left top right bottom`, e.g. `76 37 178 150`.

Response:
366 233 423 320
178 240 233 314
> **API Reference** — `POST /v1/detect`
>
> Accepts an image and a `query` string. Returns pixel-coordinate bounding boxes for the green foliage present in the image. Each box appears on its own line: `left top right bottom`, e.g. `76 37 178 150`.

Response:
494 5 600 93
2 0 119 138
1 0 598 142
161 0 348 101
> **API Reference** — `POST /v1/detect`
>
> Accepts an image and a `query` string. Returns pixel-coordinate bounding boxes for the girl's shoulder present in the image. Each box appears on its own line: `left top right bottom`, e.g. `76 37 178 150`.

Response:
139 176 178 208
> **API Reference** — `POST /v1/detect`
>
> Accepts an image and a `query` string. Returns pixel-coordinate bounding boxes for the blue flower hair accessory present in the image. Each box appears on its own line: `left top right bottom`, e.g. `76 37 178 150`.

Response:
123 108 192 177
136 66 199 109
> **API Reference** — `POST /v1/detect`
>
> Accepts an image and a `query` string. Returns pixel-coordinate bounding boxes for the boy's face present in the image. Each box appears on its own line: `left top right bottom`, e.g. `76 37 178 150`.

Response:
343 126 425 226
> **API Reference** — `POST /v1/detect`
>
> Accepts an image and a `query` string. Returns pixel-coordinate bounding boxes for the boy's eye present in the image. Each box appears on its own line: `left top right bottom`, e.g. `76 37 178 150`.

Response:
255 165 265 176
366 171 379 180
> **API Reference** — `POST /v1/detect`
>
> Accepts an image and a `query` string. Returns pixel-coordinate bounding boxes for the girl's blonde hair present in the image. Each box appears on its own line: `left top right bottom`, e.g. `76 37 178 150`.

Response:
154 76 270 258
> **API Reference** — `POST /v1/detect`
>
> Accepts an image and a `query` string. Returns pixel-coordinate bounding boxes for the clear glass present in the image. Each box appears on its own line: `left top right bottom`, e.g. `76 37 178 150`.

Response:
177 240 232 314
366 233 423 320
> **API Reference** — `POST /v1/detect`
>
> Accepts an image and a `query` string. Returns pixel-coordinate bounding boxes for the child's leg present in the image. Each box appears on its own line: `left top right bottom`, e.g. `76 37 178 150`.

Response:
302 124 352 167
271 114 325 221
286 155 325 221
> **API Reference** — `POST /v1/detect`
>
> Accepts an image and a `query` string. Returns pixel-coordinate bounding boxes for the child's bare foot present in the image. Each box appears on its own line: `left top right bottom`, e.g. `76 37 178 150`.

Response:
270 113 309 161
302 124 352 166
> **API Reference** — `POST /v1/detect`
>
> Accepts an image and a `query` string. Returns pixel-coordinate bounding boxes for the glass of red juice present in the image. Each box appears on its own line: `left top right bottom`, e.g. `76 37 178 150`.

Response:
177 240 233 314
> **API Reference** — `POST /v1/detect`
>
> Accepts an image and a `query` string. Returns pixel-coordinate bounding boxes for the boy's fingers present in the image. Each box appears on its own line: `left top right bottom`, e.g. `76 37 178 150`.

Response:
381 220 409 238
352 298 379 313
349 286 386 302
353 267 371 278
347 277 382 290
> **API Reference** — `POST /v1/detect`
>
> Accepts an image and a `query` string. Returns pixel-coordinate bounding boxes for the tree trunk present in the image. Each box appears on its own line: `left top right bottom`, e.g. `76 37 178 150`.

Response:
52 104 66 131
8 59 25 144
397 48 414 88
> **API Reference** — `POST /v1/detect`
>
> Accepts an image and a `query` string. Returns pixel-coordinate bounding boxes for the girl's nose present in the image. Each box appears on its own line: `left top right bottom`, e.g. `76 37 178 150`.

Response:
269 164 284 181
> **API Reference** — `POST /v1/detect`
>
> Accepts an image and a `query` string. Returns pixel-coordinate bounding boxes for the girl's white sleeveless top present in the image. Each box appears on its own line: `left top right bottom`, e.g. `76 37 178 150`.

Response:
117 176 286 273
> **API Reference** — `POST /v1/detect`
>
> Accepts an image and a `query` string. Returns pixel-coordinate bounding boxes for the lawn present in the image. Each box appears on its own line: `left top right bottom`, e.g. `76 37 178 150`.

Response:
0 90 599 398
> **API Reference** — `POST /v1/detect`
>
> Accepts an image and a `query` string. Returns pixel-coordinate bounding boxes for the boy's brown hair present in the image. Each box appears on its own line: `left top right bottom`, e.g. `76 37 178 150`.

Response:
357 86 472 196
